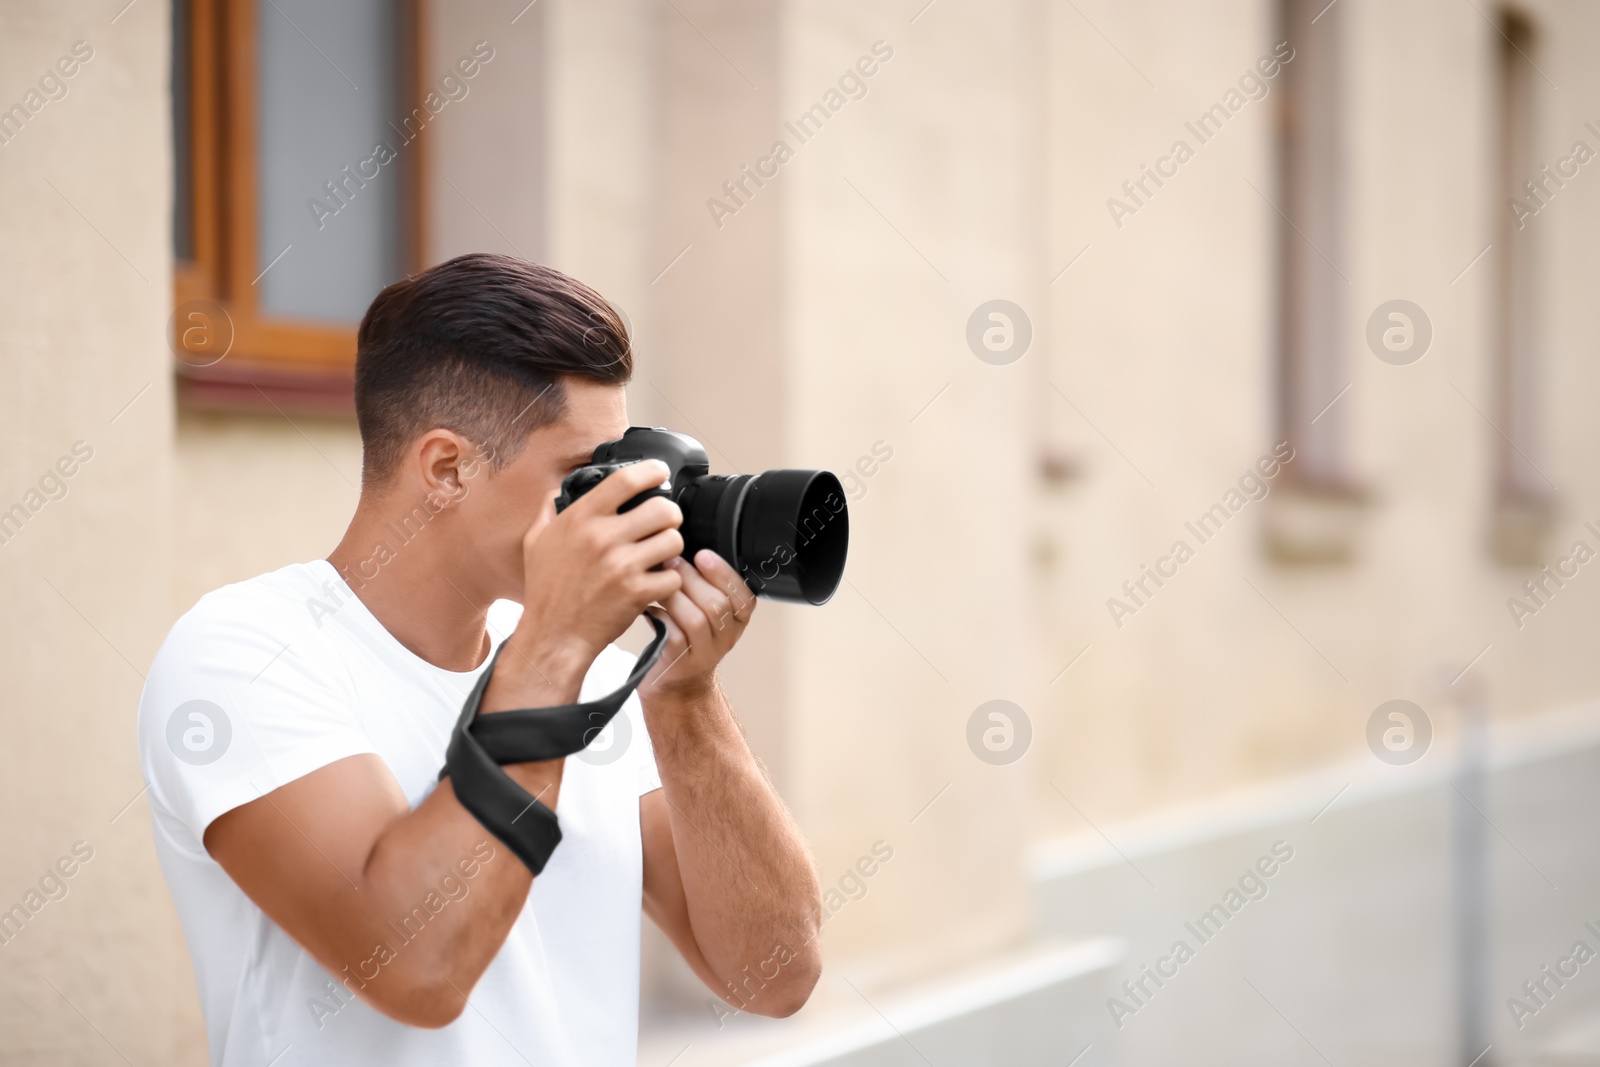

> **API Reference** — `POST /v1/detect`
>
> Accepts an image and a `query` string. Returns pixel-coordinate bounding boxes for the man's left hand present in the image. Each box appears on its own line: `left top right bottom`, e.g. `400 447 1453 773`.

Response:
644 549 756 701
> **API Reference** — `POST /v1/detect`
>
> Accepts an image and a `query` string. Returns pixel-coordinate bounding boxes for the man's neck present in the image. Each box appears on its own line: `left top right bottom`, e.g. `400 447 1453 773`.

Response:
327 492 495 672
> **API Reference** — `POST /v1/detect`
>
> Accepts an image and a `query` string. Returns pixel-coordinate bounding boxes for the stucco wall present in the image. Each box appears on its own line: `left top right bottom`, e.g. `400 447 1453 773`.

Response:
0 1 193 1062
1036 0 1600 825
10 0 1600 1061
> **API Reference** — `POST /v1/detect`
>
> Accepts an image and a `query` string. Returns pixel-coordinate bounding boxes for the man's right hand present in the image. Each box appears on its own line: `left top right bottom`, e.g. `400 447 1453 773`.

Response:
488 459 686 712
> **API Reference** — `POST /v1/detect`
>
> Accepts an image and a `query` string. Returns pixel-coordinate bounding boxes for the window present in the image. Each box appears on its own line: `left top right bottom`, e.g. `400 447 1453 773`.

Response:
1490 8 1553 564
1264 0 1365 563
1274 0 1346 487
171 0 421 410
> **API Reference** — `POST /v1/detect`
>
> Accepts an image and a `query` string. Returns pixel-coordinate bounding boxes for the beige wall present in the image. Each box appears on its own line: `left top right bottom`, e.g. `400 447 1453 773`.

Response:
11 0 1600 1060
1036 0 1600 833
774 0 1044 976
0 1 192 1062
172 412 361 614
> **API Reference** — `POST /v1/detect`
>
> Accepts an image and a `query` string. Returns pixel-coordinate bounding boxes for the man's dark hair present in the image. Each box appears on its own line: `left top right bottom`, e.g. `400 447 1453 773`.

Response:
354 253 631 486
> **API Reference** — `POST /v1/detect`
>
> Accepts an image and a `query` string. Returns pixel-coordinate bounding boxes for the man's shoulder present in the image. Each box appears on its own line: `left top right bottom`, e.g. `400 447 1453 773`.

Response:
137 561 377 843
142 563 349 721
163 561 337 652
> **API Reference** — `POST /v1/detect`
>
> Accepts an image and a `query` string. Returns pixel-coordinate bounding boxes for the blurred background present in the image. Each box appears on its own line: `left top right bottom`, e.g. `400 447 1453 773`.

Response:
4 0 1600 1063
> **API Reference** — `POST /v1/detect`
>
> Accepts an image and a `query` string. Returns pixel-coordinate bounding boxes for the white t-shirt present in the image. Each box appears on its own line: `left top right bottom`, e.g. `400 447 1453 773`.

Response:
136 560 661 1067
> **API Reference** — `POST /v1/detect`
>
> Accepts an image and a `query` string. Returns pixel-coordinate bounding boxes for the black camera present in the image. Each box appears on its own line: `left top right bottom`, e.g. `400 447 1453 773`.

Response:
555 427 848 605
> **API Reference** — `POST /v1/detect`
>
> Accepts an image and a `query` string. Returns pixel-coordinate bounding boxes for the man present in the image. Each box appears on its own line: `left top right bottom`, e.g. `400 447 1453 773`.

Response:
136 253 822 1065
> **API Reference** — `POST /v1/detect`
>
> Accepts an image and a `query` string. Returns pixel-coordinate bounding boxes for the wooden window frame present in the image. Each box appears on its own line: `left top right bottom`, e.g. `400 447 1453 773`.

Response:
173 0 425 412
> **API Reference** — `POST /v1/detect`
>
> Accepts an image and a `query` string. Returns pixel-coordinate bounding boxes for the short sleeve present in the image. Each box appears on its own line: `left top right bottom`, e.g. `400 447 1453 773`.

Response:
137 595 375 847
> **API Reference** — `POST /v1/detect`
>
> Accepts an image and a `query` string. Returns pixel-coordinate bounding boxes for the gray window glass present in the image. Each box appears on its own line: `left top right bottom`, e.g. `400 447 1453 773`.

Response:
256 0 405 323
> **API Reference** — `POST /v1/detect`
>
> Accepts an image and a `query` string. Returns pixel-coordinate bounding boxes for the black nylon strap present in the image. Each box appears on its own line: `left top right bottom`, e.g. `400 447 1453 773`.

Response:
441 614 669 874
468 615 668 764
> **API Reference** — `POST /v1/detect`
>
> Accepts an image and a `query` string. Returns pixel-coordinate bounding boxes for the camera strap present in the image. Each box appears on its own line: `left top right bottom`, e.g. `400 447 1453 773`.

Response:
440 612 669 874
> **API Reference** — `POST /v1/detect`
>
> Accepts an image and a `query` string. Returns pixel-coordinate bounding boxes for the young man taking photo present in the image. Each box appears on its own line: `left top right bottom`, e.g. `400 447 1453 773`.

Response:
137 253 822 1065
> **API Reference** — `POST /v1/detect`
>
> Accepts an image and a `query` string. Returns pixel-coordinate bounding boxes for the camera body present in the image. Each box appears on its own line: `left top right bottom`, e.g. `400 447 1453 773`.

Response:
554 427 708 516
556 426 848 605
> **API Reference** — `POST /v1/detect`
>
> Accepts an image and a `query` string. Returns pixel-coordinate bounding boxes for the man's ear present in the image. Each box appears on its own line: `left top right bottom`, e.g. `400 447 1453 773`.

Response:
414 429 477 508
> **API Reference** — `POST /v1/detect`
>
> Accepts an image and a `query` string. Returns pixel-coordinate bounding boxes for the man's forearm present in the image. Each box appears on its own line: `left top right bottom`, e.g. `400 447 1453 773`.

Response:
643 679 822 1015
354 632 584 1013
208 638 584 1029
352 774 547 1019
348 632 583 1012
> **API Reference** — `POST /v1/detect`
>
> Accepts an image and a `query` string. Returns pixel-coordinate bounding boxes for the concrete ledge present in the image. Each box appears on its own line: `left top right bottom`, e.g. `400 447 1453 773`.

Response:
640 938 1121 1067
1029 699 1600 1065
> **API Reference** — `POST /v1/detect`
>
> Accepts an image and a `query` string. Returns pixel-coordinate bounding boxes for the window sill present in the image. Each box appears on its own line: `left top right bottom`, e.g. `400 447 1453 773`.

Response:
1263 482 1371 566
176 360 355 418
1491 492 1557 568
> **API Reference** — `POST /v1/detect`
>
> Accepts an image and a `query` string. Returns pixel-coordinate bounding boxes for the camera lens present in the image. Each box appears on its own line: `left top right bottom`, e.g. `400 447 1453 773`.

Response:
677 469 849 604
558 427 851 605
